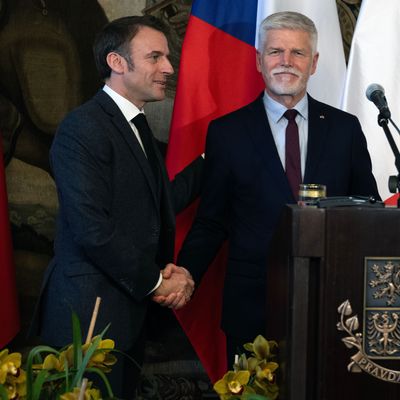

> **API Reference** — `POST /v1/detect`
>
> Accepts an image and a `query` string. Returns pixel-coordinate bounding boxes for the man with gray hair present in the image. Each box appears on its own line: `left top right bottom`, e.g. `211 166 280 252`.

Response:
178 11 379 366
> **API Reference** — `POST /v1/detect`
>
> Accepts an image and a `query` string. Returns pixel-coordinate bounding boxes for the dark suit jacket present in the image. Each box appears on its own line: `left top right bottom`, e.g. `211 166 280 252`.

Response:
37 90 203 350
178 93 380 339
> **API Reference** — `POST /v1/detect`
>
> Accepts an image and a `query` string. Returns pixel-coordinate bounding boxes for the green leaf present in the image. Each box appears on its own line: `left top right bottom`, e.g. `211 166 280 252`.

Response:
40 370 72 383
97 324 111 340
64 355 71 392
32 369 50 400
242 394 271 400
86 366 114 398
0 384 8 400
79 322 112 371
71 311 83 372
26 345 60 400
71 335 102 388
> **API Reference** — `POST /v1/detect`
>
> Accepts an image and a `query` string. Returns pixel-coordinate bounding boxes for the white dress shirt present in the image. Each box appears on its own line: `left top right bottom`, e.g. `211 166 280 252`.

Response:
103 85 149 154
262 91 309 179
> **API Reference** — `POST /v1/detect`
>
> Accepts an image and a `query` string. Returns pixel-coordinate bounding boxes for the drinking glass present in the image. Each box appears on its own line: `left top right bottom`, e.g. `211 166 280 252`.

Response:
298 183 326 206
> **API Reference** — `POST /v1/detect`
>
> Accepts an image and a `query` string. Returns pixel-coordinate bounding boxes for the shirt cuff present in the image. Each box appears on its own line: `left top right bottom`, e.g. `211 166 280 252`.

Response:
148 272 163 295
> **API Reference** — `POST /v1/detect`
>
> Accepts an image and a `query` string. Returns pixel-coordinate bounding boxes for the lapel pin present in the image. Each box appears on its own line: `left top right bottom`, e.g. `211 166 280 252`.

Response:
320 114 325 119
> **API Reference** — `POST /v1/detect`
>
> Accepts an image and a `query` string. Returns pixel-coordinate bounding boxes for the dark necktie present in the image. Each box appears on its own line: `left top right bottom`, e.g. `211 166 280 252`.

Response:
284 109 302 200
132 113 159 181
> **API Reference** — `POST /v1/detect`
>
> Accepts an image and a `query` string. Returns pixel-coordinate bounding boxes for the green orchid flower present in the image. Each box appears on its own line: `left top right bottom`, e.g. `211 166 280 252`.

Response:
215 335 279 400
0 350 21 384
243 336 277 361
255 361 279 382
214 370 250 399
0 350 26 400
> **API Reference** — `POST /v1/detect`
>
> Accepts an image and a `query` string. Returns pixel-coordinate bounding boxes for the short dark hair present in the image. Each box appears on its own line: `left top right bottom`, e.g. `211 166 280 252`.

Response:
93 15 169 80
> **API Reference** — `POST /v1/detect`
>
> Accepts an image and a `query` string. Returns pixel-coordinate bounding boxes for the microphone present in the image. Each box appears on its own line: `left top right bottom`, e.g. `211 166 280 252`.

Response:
366 83 391 119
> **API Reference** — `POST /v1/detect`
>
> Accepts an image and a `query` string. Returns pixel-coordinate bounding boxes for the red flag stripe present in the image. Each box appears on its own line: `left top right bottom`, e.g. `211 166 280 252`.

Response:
167 15 264 177
166 15 264 382
0 136 20 348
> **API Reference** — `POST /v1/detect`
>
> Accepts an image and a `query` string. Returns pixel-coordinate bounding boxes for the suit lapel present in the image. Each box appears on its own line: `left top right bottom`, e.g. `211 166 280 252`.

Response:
247 95 294 201
94 90 160 206
304 95 328 183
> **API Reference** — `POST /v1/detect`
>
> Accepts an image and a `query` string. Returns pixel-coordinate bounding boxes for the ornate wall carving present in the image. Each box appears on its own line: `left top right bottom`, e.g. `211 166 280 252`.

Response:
336 0 362 62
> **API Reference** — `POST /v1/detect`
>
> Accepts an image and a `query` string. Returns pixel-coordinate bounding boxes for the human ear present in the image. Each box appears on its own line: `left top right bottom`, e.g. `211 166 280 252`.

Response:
310 52 319 75
106 52 125 74
256 50 262 73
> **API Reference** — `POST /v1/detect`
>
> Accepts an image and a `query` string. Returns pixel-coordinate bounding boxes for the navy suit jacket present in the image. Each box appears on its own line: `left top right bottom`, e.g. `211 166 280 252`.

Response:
36 90 203 350
178 93 380 339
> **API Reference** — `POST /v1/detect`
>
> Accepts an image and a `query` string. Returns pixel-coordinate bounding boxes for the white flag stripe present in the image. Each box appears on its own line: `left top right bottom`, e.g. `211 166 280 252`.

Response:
255 0 346 108
342 0 400 200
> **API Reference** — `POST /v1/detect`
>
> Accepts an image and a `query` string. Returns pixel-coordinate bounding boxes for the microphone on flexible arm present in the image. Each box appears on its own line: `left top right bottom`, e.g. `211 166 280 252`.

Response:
365 83 391 120
366 83 400 205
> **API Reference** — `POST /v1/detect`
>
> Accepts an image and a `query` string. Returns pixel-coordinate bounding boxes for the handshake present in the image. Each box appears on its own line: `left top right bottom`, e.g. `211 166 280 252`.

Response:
152 263 195 310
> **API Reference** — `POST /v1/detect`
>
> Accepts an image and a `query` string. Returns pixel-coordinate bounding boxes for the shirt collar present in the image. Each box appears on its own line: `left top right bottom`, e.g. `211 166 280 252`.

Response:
103 85 144 121
262 91 308 123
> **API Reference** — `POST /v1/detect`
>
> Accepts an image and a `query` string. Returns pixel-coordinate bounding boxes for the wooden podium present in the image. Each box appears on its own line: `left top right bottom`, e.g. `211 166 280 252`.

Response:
266 205 400 400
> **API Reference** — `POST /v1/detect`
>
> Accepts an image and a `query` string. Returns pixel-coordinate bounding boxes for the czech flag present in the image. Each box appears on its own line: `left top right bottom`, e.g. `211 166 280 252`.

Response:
166 0 345 383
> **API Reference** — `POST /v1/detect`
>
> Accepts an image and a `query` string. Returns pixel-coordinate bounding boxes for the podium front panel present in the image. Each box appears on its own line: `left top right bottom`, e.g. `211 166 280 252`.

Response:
267 205 400 400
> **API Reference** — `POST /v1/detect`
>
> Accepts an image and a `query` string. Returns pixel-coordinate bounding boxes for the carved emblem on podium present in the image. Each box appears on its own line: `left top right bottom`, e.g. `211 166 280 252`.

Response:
367 311 400 356
337 258 400 383
369 261 400 306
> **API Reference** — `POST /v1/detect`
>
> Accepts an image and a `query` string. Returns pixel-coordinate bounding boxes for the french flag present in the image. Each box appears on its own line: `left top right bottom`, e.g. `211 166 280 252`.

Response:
166 0 345 383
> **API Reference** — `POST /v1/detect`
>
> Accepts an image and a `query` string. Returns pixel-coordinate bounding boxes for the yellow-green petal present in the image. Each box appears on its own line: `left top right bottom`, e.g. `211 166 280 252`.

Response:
42 354 60 370
0 349 9 361
235 370 250 385
247 356 259 372
98 339 115 349
253 335 270 359
213 378 229 395
6 353 21 369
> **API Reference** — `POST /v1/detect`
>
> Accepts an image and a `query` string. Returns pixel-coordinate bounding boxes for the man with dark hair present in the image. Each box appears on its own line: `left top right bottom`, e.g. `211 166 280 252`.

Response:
178 11 380 367
36 15 203 398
